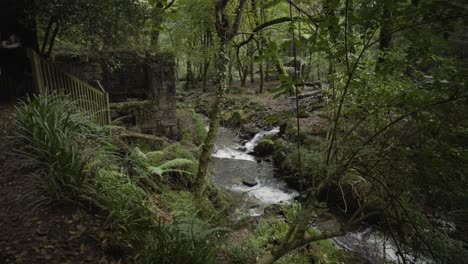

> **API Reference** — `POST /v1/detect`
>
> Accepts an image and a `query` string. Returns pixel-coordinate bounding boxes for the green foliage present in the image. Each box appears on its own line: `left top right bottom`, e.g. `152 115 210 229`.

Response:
12 95 96 204
160 190 219 221
223 218 315 264
271 74 304 98
123 146 196 191
35 0 147 47
85 169 157 249
177 108 207 146
86 169 224 264
228 110 246 127
254 138 275 156
135 216 224 264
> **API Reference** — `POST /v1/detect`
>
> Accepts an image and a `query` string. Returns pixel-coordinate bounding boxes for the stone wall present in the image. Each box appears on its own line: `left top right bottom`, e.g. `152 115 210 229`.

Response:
54 49 177 137
110 100 177 137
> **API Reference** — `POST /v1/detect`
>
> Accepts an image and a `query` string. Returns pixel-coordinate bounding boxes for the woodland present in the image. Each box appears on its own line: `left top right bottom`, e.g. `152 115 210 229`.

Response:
0 0 467 263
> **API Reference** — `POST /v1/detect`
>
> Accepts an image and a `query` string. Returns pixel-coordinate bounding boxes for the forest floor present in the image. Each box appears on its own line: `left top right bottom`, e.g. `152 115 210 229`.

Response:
0 102 114 264
182 79 328 136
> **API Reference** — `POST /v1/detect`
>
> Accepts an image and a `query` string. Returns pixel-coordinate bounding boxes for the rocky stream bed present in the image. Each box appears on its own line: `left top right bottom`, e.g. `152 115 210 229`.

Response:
206 119 428 264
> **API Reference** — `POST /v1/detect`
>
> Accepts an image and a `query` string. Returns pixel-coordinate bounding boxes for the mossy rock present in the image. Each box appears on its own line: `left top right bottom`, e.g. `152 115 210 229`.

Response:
254 139 275 156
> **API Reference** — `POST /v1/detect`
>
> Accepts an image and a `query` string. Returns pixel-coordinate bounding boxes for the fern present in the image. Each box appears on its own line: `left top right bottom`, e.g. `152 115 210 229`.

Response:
149 158 193 177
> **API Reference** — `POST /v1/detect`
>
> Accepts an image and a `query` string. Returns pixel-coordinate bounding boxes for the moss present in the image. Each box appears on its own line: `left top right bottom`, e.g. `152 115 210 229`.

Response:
254 138 275 156
228 110 246 126
177 108 207 146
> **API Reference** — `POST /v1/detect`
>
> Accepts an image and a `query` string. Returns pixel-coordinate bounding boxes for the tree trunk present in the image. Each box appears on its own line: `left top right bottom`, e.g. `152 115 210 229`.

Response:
258 54 265 93
195 0 247 196
228 48 233 88
273 51 288 78
236 44 248 87
202 60 210 92
376 2 393 73
195 42 229 195
186 59 193 89
249 44 255 83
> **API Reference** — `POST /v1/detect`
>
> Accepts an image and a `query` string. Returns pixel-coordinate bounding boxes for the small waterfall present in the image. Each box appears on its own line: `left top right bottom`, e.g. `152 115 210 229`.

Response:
244 127 280 153
209 126 298 218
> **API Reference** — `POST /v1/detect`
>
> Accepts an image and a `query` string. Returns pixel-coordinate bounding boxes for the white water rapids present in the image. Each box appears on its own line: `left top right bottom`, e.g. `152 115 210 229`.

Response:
209 126 298 217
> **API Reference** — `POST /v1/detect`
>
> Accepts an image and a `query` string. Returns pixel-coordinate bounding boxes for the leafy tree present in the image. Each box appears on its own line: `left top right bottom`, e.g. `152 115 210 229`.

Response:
34 0 147 55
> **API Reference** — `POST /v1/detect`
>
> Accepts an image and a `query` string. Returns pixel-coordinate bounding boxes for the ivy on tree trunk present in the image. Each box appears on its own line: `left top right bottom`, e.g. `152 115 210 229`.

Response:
195 0 248 196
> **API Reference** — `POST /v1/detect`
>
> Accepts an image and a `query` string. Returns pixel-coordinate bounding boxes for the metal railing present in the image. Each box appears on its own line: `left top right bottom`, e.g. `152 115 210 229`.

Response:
28 49 111 125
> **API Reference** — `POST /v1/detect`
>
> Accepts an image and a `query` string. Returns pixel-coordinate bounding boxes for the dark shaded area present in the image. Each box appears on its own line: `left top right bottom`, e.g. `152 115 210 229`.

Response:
0 0 36 101
0 103 112 263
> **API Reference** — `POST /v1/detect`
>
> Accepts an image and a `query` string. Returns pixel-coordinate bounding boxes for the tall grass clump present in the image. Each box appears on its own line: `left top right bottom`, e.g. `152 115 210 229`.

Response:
12 95 95 204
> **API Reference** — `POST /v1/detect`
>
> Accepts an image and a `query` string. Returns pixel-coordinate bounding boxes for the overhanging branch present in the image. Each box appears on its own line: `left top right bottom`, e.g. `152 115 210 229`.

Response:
236 17 299 48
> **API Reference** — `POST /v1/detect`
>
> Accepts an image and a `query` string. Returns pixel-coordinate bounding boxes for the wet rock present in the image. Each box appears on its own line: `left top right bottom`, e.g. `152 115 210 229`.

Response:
241 125 261 139
237 147 247 152
242 179 258 187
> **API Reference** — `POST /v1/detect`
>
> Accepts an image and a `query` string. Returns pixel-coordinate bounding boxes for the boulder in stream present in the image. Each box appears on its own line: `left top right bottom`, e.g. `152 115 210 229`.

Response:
237 146 247 152
254 138 275 156
242 179 258 187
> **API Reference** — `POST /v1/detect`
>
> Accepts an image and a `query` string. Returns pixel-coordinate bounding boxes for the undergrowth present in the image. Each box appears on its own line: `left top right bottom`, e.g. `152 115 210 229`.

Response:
12 95 95 204
12 95 226 263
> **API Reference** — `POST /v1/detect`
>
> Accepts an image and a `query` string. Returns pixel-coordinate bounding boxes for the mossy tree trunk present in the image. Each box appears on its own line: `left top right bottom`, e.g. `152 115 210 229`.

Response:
195 0 248 196
195 43 228 195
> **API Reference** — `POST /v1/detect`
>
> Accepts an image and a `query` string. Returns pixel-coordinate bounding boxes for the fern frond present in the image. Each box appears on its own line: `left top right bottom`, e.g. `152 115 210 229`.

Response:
159 158 194 170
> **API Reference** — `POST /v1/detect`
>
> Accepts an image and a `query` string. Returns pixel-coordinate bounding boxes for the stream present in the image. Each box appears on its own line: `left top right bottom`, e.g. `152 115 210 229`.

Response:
209 125 299 217
205 120 426 264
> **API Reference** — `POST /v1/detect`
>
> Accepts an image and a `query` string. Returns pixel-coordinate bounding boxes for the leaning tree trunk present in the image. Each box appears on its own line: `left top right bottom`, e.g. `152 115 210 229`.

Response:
194 43 229 195
195 0 247 196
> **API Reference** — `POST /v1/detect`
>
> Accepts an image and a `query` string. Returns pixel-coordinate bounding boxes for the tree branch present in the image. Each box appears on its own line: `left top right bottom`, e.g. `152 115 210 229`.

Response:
230 0 249 39
164 0 176 10
236 17 298 47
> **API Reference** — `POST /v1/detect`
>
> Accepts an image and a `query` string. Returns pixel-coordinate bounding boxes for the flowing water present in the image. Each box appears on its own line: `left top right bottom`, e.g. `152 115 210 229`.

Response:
209 125 298 218
205 119 425 263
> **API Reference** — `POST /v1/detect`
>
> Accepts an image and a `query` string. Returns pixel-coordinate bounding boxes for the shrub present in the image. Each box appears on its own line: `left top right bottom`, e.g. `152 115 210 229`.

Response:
254 138 275 156
160 190 219 221
12 95 94 204
223 218 311 264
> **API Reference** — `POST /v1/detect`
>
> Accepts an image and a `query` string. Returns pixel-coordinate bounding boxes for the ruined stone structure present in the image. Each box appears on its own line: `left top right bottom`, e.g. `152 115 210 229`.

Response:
54 49 177 137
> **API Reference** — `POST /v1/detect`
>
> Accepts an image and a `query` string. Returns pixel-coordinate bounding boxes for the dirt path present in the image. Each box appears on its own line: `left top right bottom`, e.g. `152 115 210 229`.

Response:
0 102 113 263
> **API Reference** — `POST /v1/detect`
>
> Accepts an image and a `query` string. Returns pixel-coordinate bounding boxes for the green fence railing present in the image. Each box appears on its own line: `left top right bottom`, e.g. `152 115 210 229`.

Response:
28 49 111 125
